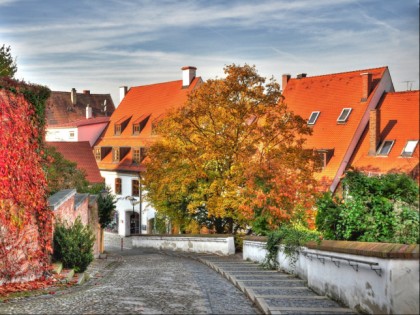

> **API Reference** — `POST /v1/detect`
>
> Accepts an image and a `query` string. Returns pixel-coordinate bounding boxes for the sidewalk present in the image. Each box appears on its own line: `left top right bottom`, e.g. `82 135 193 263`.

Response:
161 251 355 315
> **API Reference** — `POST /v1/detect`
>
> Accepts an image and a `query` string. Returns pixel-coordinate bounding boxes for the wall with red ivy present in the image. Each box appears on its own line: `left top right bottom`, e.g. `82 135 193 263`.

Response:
0 89 52 285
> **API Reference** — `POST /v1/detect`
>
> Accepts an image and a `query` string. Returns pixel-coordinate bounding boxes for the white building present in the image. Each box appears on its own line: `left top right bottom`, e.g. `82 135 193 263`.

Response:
94 67 202 236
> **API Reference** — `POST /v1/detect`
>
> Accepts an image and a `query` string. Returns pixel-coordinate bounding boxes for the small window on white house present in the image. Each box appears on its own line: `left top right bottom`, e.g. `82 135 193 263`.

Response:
377 140 394 156
69 131 75 139
401 140 418 157
337 108 352 123
308 111 320 125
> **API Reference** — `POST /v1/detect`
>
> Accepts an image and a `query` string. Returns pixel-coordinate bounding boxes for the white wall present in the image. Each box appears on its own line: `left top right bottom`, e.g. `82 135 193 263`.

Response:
101 170 156 236
131 235 235 255
243 240 419 315
45 127 78 142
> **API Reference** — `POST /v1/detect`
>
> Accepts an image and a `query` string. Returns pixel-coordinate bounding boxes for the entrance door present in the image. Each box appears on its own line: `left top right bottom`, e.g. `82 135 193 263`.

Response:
130 213 139 235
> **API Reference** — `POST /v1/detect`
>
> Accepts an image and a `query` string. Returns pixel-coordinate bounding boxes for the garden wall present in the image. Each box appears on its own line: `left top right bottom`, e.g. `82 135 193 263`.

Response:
243 237 419 315
131 234 235 255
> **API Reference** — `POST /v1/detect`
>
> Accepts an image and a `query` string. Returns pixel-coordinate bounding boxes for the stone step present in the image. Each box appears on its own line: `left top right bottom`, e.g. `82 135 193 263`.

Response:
51 262 63 275
269 306 355 314
60 268 75 284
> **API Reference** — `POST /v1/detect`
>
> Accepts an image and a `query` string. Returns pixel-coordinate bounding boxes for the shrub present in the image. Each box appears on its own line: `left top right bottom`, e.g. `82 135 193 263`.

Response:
316 171 419 244
53 217 95 272
263 224 320 270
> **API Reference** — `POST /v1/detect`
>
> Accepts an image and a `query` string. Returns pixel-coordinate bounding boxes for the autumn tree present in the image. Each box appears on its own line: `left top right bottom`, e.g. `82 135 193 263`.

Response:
0 44 17 78
144 64 319 234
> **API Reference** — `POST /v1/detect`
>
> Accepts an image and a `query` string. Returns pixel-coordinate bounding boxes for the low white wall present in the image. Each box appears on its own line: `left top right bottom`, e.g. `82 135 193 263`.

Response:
131 235 235 255
104 231 133 249
243 239 419 315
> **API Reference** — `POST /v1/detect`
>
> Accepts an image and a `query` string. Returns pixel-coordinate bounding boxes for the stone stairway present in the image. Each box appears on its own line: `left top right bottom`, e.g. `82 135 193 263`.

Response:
162 251 355 315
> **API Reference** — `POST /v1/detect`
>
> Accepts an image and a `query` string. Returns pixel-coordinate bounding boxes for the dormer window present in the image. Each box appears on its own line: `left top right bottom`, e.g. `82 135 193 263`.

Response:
308 111 320 125
114 116 131 136
337 108 352 123
132 147 148 164
132 114 150 135
316 149 334 169
377 140 394 156
151 114 163 135
401 140 418 157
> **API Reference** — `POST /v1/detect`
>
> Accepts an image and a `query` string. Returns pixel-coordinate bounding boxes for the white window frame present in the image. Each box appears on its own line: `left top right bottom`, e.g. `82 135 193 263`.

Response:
401 140 418 157
308 111 320 125
377 140 394 156
337 108 352 123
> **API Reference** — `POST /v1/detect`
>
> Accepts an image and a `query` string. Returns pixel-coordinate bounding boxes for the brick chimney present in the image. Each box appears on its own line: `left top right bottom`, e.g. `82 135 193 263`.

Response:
83 90 90 95
119 86 128 104
282 74 291 91
86 104 92 119
368 109 380 156
361 72 372 102
182 66 197 87
296 73 307 79
71 88 77 105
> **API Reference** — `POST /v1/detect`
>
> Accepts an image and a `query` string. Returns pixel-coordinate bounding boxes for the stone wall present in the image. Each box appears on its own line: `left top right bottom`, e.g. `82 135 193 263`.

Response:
243 237 419 315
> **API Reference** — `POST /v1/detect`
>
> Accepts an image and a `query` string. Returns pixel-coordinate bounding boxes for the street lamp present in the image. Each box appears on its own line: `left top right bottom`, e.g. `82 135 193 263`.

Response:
126 196 138 234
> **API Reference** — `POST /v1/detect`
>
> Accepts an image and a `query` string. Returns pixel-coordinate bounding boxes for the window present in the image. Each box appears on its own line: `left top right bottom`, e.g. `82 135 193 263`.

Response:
133 124 140 135
308 111 320 125
114 124 122 135
132 179 139 196
133 148 140 163
140 147 148 160
94 148 101 161
377 140 394 156
337 108 352 123
115 178 122 195
112 148 120 162
69 131 75 139
401 140 418 157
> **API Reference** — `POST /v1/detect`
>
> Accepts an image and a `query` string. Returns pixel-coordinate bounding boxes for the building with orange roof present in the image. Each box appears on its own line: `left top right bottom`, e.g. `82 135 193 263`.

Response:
349 90 419 180
281 67 394 192
94 66 202 236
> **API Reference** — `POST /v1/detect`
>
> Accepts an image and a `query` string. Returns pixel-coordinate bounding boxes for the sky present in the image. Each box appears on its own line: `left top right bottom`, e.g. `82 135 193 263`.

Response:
0 0 419 105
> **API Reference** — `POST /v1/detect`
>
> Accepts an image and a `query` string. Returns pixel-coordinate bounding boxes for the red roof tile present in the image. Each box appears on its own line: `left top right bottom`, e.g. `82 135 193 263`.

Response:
350 90 419 177
48 116 110 128
48 141 104 183
282 67 389 190
95 77 202 171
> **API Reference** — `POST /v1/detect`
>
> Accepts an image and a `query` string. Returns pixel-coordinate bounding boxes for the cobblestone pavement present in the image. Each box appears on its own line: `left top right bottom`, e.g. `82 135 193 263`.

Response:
0 247 260 314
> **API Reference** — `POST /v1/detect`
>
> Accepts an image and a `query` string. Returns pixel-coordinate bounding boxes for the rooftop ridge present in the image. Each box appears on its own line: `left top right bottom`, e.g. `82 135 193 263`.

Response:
385 90 420 95
130 77 200 89
51 90 112 96
290 66 388 80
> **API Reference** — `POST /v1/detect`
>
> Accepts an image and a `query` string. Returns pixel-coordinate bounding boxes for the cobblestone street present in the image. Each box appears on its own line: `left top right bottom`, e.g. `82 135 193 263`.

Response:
0 247 260 314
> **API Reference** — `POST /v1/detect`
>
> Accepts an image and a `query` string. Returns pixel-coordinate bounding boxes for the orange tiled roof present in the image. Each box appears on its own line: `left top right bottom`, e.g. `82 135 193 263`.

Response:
349 90 419 177
282 67 389 189
95 77 202 172
48 141 104 183
46 90 115 125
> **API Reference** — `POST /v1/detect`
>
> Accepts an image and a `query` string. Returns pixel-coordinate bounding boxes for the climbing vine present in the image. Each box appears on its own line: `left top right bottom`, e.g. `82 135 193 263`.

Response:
0 80 52 284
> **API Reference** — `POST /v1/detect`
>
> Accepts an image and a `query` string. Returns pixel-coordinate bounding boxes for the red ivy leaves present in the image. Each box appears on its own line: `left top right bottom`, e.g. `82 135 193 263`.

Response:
0 89 52 284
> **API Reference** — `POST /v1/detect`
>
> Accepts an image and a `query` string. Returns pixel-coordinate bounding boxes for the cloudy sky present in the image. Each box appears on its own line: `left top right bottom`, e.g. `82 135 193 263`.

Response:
1 0 418 104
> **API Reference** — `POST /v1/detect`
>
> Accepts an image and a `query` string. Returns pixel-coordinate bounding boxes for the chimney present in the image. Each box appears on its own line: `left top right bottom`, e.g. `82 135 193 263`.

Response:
361 72 372 102
182 66 197 87
368 109 380 156
282 74 291 91
119 86 128 103
86 104 92 119
297 73 307 79
71 88 77 105
83 90 90 95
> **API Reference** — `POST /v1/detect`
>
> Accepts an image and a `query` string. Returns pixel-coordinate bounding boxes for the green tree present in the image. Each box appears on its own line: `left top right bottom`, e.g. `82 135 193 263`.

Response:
316 171 419 244
97 189 117 229
0 45 17 78
144 64 319 233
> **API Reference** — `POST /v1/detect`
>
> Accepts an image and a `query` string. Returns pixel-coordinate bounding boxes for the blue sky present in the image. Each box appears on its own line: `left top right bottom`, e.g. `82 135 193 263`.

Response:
1 0 418 104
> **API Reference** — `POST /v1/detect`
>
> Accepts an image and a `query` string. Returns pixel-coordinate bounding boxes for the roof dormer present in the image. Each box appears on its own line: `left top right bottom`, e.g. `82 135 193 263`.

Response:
132 114 151 135
114 116 131 136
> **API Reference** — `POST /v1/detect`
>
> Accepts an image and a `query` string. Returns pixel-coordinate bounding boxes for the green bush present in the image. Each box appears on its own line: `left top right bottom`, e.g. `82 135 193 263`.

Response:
263 224 320 270
316 171 419 244
53 217 95 272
